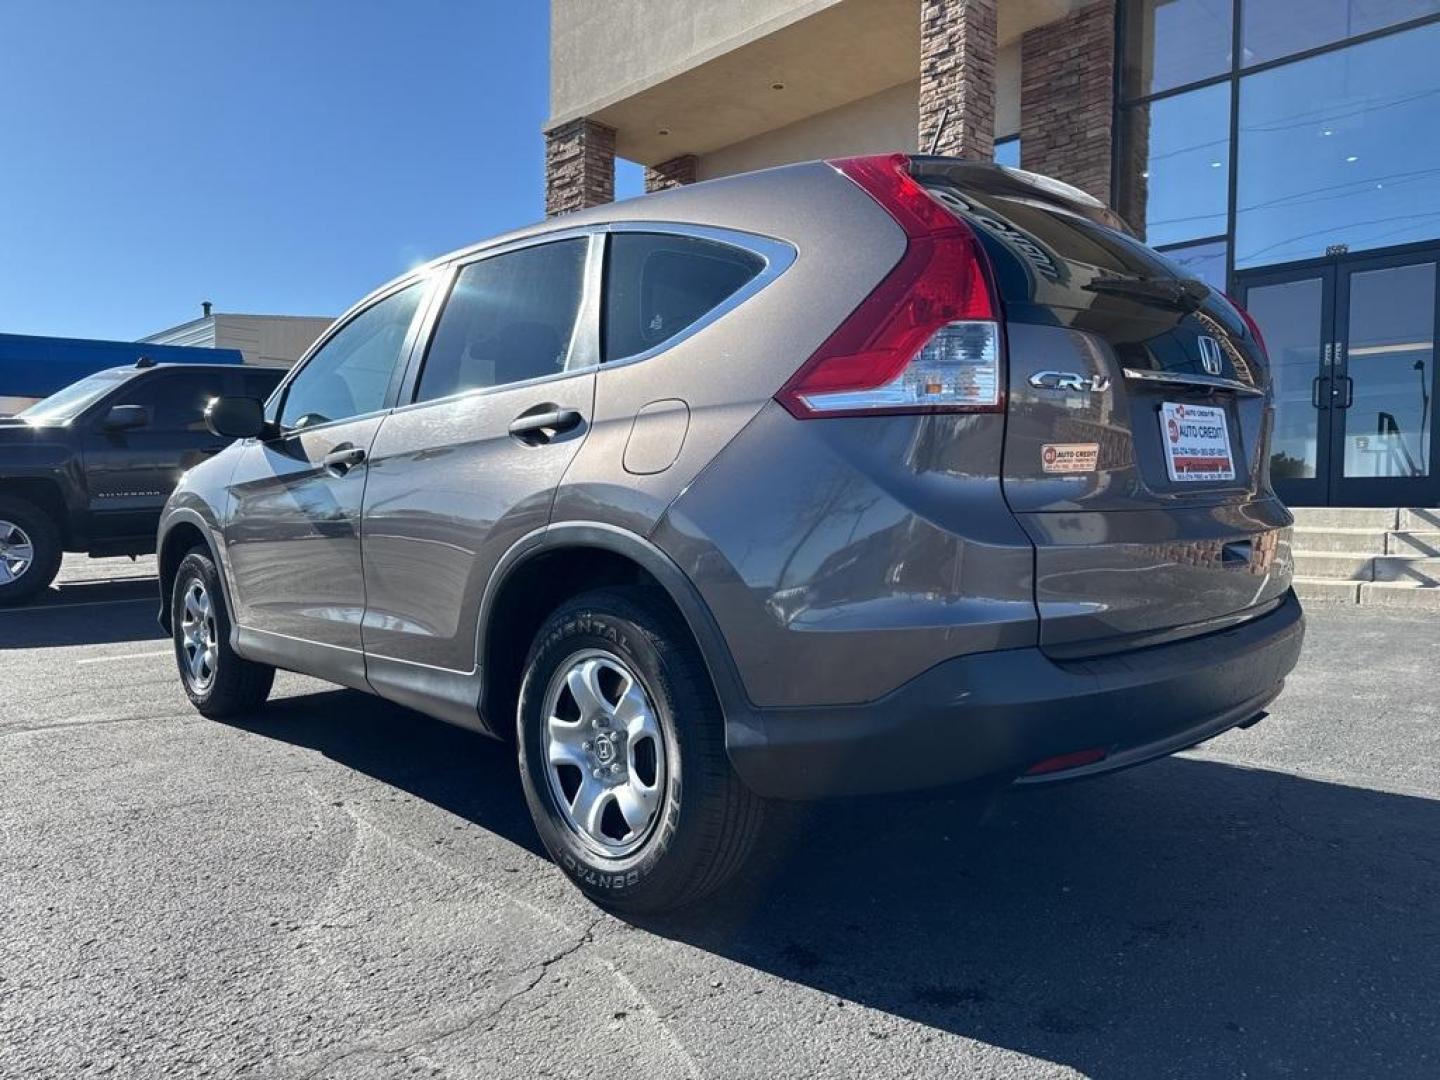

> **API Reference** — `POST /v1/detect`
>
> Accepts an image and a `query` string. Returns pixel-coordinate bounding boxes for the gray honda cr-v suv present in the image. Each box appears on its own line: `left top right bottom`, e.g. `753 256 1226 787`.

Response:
158 154 1304 911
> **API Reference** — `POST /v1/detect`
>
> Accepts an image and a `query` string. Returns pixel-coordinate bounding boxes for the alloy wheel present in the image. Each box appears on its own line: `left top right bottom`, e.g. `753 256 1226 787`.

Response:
541 649 667 858
179 578 219 692
0 520 35 586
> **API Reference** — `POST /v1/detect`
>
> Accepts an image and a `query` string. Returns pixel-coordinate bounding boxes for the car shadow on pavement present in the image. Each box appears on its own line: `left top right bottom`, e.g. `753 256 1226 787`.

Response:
642 757 1440 1079
0 578 163 649
226 688 547 858
219 690 1439 1077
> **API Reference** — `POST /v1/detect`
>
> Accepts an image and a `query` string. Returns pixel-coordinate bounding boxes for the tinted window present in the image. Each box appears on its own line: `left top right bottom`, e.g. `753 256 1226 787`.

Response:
603 233 764 362
416 239 587 403
1122 0 1232 98
1242 0 1440 66
115 369 231 432
1235 22 1440 267
1117 82 1231 247
1159 238 1228 291
280 282 425 428
240 368 285 402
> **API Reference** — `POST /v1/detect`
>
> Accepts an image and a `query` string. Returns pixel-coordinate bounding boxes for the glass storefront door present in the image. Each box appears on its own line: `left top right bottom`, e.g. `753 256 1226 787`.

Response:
1240 248 1440 506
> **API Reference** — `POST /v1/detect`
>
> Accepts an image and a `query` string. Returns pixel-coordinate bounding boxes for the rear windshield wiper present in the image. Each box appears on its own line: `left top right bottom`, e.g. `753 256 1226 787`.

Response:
1083 275 1210 312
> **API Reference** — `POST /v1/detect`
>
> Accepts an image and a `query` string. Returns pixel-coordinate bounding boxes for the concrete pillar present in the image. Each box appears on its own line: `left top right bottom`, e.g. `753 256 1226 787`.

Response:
918 0 998 160
644 154 699 193
1019 0 1117 204
544 118 616 217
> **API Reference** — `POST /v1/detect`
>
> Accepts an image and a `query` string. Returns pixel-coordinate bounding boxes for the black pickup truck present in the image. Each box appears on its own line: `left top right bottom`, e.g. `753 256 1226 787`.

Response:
0 359 284 605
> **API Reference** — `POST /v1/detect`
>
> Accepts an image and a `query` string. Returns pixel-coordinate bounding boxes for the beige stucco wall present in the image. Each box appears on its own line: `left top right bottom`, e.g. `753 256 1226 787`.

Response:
550 0 839 124
695 41 1020 180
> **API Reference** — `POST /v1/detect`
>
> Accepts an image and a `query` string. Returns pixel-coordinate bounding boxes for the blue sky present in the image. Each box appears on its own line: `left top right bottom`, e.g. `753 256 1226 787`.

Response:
0 1 642 341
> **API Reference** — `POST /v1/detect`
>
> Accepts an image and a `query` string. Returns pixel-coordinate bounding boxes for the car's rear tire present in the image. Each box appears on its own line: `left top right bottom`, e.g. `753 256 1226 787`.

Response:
516 586 765 913
0 495 63 607
172 548 275 718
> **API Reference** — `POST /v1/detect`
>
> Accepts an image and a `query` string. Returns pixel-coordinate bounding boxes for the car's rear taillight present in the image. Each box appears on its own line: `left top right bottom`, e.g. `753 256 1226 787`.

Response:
1223 291 1270 361
777 153 1003 419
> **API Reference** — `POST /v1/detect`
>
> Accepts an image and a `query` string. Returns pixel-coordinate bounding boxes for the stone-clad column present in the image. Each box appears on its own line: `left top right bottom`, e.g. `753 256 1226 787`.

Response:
544 118 616 217
644 154 699 193
918 0 998 160
1020 0 1118 204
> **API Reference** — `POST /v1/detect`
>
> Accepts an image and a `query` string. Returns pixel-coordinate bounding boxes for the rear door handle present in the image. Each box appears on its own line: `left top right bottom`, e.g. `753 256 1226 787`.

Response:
322 445 367 475
509 405 583 445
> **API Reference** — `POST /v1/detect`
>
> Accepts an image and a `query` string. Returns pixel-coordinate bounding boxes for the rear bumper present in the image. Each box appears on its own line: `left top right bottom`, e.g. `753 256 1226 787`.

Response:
725 590 1305 800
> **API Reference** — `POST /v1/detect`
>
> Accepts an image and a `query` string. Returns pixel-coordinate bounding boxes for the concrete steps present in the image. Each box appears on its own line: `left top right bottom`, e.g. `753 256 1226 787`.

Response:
1290 506 1440 610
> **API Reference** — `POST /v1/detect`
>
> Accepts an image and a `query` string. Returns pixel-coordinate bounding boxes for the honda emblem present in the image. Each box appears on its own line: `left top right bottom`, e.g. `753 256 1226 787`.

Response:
1197 336 1224 376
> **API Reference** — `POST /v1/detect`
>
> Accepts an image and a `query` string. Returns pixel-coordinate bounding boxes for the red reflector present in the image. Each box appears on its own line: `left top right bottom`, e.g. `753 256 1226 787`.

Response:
1025 747 1109 776
776 153 1002 419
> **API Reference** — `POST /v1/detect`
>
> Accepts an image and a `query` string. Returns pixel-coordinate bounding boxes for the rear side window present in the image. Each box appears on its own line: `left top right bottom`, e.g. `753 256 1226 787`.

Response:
416 239 588 403
603 233 764 362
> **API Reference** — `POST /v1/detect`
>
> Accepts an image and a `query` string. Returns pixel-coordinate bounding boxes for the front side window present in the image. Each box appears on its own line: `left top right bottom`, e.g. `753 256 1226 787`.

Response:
415 238 588 403
602 233 765 362
113 370 232 432
279 282 425 428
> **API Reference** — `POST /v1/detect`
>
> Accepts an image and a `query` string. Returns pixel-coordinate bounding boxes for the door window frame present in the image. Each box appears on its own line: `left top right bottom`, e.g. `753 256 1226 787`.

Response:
266 272 439 436
394 227 605 411
388 221 796 415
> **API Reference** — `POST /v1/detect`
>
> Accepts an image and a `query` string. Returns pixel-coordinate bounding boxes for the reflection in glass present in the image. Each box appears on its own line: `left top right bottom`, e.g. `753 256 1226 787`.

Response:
1160 239 1228 291
1235 22 1440 268
1245 278 1325 479
1242 0 1440 67
1122 0 1232 98
1342 262 1435 478
993 137 1020 169
1118 83 1231 247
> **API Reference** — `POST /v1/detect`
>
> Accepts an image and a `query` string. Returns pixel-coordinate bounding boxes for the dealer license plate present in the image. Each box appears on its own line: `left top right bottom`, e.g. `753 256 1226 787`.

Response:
1160 402 1235 482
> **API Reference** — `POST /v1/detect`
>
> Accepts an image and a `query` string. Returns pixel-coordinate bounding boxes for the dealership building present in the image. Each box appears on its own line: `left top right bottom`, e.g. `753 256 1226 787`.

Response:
544 0 1440 510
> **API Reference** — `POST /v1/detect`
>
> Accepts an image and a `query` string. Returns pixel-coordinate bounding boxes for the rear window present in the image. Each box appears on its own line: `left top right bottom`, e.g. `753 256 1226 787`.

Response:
603 233 764 362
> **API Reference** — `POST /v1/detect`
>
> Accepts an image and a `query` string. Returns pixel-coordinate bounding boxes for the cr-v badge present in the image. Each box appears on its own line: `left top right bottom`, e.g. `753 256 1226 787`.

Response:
1028 370 1112 394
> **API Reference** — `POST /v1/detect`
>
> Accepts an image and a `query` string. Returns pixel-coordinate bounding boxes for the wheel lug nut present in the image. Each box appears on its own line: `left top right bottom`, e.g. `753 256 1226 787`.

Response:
592 768 602 779
609 763 620 774
582 741 592 751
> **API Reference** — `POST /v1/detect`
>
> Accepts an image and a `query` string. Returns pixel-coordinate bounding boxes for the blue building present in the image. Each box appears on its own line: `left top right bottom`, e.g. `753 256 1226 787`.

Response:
0 332 243 416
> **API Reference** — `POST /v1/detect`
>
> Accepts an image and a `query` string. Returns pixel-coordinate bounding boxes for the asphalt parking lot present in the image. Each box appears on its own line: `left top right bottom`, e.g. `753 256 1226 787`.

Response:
2 557 1438 1079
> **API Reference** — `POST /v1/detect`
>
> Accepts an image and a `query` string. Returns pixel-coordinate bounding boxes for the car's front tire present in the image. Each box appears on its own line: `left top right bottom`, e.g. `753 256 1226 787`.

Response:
516 587 765 912
172 548 275 718
0 496 63 607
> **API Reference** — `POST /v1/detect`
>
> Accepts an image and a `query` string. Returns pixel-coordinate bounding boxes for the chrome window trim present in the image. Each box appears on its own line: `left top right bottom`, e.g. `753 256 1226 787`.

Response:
596 222 797 370
1122 366 1265 397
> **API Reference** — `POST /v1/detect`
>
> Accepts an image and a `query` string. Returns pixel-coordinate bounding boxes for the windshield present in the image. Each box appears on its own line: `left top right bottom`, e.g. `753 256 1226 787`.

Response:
17 369 132 424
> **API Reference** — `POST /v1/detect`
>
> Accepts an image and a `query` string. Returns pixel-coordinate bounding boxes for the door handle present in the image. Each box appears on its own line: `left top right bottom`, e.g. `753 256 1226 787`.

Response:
1311 376 1329 409
1336 375 1354 409
509 405 583 445
322 445 367 475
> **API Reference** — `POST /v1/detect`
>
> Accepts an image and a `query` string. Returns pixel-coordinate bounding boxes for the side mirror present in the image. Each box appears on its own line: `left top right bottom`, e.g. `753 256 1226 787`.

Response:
101 404 150 432
205 396 270 439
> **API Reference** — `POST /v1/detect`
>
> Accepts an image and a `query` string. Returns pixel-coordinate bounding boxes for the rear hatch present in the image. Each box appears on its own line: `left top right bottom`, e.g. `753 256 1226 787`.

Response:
913 158 1293 654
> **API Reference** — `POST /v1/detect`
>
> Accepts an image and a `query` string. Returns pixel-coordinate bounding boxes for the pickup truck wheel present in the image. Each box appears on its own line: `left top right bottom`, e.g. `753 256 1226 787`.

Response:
516 587 766 913
0 496 63 606
172 549 274 717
